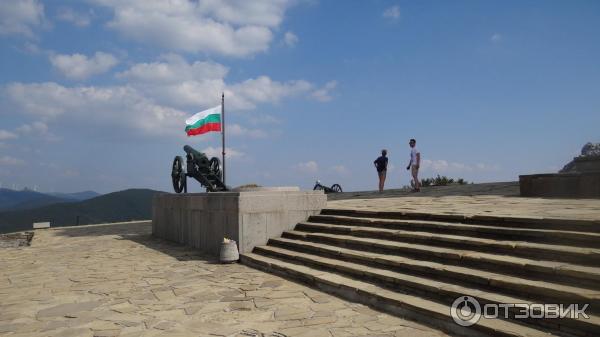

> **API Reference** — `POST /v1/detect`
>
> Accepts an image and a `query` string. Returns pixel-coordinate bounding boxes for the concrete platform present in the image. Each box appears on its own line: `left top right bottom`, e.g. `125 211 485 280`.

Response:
152 188 327 256
327 182 600 221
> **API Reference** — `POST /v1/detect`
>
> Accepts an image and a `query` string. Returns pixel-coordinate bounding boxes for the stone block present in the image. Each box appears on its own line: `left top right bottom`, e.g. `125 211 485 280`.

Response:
33 222 50 229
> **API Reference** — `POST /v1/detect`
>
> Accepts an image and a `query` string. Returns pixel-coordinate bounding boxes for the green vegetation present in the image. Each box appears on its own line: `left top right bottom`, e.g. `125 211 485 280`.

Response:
420 175 468 187
236 183 262 189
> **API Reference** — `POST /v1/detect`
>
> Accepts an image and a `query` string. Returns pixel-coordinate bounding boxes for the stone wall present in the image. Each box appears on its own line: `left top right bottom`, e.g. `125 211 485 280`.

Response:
152 188 327 256
519 172 600 198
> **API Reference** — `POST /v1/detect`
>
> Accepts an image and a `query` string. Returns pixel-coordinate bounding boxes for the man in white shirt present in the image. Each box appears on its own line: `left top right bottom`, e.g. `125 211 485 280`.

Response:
406 139 421 192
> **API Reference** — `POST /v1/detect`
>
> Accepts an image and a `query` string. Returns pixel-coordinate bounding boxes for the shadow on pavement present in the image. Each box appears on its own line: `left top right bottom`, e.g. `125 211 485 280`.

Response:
52 221 219 263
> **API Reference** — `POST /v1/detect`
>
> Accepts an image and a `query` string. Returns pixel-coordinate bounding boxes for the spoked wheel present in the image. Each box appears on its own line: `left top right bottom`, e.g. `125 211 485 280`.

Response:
209 157 221 178
331 184 343 193
314 184 324 191
171 156 186 193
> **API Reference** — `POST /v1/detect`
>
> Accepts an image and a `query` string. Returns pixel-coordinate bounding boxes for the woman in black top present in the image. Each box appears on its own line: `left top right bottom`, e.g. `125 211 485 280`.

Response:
374 149 388 192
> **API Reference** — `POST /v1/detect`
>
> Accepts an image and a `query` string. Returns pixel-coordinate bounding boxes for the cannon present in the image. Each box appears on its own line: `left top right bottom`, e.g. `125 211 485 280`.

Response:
171 145 227 193
313 180 342 194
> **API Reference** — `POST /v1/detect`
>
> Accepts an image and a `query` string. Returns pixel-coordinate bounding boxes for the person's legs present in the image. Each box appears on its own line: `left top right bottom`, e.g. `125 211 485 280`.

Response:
411 166 420 191
378 171 386 192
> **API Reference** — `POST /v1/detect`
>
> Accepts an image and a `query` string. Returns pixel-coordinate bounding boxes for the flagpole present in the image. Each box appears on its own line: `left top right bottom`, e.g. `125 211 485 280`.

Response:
221 92 226 186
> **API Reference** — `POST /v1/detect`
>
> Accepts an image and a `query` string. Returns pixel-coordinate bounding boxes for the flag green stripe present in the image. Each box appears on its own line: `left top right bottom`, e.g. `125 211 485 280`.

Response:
185 113 221 131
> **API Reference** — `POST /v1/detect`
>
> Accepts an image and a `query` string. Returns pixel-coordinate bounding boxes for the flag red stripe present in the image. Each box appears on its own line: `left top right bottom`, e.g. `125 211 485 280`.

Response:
186 122 221 136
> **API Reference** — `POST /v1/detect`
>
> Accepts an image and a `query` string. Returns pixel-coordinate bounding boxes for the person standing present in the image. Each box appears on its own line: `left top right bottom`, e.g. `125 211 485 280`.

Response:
406 139 420 192
374 149 388 192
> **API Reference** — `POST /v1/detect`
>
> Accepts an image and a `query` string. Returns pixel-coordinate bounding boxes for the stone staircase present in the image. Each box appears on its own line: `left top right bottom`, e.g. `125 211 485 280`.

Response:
241 208 600 337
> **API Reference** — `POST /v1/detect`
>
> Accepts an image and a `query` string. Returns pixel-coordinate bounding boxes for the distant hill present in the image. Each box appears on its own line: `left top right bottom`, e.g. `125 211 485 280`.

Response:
48 191 100 201
0 189 101 212
0 188 74 211
0 189 161 234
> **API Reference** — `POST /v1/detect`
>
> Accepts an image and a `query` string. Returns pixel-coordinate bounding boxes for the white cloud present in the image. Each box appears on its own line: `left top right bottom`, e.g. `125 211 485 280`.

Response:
50 52 119 80
228 76 313 110
16 121 58 141
16 121 47 134
228 124 267 138
56 7 92 27
21 41 41 54
283 31 298 47
0 156 24 166
475 163 500 170
117 54 228 83
251 114 282 125
491 33 502 42
2 75 317 138
294 161 318 173
62 169 80 177
0 130 18 141
117 55 325 111
421 159 500 173
4 82 187 136
0 0 44 38
202 146 243 159
5 54 335 139
311 81 337 102
330 165 349 176
383 5 400 20
92 0 294 57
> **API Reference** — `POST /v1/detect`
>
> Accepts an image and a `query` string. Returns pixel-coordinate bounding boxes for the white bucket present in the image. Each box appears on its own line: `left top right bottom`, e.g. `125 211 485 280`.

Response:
219 240 239 263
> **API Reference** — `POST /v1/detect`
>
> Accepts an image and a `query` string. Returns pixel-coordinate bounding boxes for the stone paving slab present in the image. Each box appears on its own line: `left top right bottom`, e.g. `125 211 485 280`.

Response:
327 182 600 221
0 222 449 337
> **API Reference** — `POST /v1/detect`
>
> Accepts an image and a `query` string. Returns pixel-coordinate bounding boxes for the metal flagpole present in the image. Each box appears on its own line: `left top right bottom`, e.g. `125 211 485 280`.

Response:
221 93 226 186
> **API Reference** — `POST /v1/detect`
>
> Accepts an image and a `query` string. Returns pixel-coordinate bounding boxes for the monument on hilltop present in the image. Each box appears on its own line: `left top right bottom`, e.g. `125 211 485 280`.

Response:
520 142 600 198
560 142 600 174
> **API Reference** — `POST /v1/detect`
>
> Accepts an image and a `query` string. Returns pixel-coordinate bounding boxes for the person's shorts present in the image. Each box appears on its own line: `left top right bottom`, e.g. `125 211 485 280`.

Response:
411 165 419 176
377 170 387 176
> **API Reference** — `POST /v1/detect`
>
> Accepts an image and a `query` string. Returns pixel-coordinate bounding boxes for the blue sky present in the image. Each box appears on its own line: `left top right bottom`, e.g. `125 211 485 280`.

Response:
0 0 599 193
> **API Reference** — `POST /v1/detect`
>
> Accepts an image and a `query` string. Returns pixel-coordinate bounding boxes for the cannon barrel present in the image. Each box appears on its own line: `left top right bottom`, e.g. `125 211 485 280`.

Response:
183 145 207 161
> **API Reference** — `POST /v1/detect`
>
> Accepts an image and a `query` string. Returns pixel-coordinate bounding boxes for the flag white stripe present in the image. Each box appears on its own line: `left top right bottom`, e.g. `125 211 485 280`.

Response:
185 105 221 125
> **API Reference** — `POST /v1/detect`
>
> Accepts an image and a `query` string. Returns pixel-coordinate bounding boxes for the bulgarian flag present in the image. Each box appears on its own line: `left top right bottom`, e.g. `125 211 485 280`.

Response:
185 105 222 136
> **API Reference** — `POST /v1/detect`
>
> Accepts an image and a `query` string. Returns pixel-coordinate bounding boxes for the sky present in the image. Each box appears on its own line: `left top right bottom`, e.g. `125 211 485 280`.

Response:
0 0 599 194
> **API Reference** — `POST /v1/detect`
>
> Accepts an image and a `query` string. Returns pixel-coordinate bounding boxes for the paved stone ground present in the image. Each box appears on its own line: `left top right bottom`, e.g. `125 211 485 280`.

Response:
0 222 449 337
0 232 33 248
328 182 600 221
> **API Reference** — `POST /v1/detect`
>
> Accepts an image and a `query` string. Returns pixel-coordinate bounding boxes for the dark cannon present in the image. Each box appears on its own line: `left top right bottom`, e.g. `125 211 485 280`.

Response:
313 180 342 194
171 145 227 193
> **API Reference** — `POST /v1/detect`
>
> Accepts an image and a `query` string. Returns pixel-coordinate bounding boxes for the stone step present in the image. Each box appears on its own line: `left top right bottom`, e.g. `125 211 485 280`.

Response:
295 222 600 266
282 230 600 286
267 237 600 306
321 209 600 233
309 214 600 248
241 252 565 337
252 245 600 336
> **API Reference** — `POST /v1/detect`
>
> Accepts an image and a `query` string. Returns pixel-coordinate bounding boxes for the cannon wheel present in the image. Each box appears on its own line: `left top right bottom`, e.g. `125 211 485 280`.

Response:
313 184 324 191
171 156 186 193
209 157 221 178
331 184 343 193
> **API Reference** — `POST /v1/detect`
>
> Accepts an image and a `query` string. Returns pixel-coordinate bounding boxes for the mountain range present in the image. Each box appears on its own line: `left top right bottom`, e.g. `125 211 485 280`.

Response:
0 188 100 211
0 189 161 234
